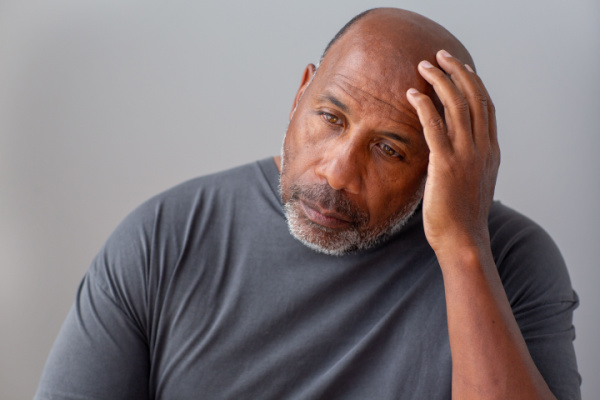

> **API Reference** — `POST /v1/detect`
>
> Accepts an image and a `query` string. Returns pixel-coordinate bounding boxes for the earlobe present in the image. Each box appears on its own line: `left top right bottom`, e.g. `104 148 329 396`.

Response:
289 64 316 120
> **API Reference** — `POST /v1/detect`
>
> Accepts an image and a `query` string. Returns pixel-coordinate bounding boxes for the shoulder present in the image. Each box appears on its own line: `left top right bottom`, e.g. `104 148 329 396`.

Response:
487 205 581 398
87 160 276 314
117 159 272 232
487 201 576 307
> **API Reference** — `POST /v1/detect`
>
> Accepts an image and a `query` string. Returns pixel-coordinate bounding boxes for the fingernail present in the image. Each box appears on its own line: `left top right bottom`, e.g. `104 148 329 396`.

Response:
464 64 474 73
420 60 434 69
407 88 419 96
439 49 452 58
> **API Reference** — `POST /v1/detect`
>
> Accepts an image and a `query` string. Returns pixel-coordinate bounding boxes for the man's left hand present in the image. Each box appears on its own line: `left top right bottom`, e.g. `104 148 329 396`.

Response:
406 49 500 256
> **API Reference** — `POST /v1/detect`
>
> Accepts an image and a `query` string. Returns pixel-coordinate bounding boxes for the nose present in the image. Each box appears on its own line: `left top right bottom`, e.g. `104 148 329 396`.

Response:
314 137 363 195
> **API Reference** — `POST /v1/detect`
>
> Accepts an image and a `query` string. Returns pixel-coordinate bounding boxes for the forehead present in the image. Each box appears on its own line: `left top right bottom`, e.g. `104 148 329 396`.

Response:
313 9 468 113
311 40 425 131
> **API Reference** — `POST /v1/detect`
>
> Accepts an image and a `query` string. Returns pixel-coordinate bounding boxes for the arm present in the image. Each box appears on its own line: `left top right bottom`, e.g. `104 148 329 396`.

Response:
407 50 559 399
35 205 153 400
35 273 150 400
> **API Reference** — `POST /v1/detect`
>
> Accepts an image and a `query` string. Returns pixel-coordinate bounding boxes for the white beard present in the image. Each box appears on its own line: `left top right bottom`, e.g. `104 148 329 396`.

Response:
279 127 425 256
282 181 424 256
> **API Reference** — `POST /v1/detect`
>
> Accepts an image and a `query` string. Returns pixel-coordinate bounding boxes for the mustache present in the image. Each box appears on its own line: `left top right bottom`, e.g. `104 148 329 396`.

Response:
288 183 368 226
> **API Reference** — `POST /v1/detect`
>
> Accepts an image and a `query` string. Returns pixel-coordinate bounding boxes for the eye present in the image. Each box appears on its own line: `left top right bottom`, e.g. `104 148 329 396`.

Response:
377 143 405 160
321 112 343 126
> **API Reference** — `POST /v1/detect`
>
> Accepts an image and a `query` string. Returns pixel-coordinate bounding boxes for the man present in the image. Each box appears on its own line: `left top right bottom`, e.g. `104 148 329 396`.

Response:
35 8 580 400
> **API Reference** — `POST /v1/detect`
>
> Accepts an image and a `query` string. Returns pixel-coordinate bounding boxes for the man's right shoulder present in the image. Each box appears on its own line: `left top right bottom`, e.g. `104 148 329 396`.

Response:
149 160 264 206
124 160 270 226
86 160 275 302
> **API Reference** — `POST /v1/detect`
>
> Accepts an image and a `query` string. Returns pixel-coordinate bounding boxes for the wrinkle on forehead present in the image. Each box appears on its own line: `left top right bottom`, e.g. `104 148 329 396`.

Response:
350 8 474 67
314 36 424 127
318 34 430 102
313 8 474 117
329 72 419 130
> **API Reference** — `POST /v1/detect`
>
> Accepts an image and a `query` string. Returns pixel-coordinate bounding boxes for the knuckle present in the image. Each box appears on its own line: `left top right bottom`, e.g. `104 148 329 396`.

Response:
427 115 446 131
473 92 488 106
482 146 501 170
449 96 469 113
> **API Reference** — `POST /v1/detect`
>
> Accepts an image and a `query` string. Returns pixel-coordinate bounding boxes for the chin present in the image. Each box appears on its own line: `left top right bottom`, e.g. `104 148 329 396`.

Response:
283 197 421 256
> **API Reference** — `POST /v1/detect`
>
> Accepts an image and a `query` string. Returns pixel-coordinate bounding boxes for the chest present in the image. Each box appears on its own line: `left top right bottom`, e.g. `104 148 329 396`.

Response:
146 243 452 399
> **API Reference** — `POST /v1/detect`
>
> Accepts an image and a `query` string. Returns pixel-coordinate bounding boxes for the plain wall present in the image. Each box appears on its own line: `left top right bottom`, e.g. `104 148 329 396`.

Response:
1 0 598 398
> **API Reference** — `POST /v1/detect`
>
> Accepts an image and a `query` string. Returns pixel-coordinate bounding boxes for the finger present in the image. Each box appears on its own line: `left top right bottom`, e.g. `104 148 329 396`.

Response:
417 59 473 150
464 66 499 151
436 50 490 149
406 88 452 154
459 64 501 177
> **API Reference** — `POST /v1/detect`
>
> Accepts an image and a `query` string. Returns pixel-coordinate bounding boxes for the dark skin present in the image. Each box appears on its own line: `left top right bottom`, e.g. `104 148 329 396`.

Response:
276 8 557 400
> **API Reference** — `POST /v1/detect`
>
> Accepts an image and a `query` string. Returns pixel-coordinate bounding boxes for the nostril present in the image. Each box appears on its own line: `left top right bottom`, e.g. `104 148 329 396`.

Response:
315 158 361 195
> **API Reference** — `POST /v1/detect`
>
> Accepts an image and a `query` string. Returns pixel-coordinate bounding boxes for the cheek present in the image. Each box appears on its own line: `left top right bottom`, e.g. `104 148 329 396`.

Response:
283 118 328 172
364 164 427 219
368 156 428 190
280 122 321 201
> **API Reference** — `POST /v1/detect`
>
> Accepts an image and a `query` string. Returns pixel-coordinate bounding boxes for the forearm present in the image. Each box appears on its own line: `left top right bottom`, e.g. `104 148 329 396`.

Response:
408 49 562 398
436 243 556 400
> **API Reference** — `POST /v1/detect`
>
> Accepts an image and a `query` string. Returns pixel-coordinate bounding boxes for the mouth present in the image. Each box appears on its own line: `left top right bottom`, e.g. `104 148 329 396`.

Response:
299 199 353 229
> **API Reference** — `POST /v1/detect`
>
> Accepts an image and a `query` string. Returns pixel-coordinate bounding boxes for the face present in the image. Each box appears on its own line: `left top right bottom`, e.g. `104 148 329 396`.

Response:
280 34 431 256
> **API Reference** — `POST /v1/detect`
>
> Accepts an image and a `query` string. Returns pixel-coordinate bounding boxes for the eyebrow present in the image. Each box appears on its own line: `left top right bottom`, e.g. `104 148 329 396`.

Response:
318 94 350 114
318 92 414 147
381 131 412 146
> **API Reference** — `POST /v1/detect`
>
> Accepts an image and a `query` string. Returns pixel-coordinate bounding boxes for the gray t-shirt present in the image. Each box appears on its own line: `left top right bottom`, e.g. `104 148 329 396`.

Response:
35 159 580 400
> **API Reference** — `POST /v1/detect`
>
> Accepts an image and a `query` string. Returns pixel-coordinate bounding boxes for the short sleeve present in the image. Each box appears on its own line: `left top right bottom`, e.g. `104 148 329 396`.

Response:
34 201 157 400
490 203 581 400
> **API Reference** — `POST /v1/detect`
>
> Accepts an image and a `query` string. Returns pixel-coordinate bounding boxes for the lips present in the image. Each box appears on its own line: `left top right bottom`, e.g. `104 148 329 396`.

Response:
299 200 352 229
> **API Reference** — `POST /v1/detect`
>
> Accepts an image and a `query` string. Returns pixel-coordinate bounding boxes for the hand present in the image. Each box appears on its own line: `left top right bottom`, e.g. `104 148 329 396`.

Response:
406 50 500 255
408 53 559 399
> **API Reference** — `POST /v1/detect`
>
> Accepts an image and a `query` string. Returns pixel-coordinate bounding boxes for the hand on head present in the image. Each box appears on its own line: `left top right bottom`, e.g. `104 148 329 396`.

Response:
280 8 498 255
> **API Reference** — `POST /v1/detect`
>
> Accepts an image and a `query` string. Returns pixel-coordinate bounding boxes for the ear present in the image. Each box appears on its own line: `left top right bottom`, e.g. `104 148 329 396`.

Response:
289 64 316 120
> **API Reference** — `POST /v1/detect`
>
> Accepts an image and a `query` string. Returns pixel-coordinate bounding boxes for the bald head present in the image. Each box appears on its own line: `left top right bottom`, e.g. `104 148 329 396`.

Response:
280 9 467 254
313 8 474 114
322 8 473 68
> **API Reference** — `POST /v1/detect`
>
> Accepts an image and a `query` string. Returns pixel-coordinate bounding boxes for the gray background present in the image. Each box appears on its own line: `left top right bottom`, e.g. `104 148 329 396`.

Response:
1 0 598 398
